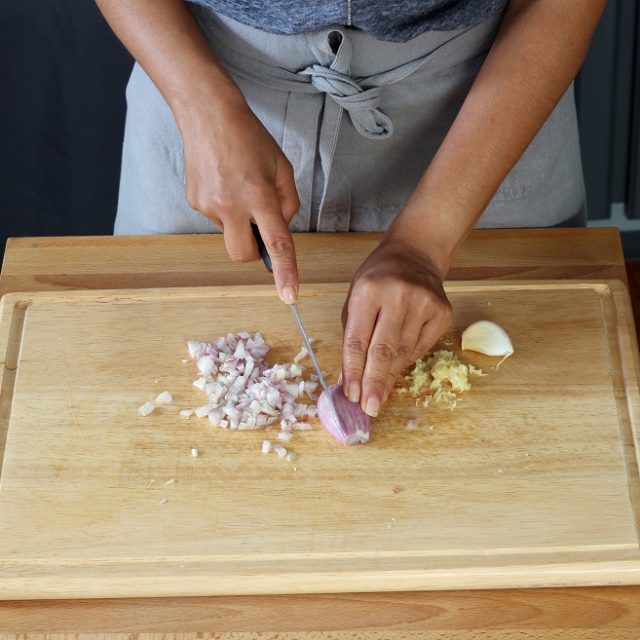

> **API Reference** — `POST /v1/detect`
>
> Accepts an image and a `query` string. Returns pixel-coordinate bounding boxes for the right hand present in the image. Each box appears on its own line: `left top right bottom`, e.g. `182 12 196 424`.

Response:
179 91 301 303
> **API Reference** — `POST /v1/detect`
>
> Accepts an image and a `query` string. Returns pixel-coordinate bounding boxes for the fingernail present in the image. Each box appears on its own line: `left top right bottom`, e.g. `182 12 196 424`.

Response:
364 396 380 418
281 286 296 304
348 382 360 403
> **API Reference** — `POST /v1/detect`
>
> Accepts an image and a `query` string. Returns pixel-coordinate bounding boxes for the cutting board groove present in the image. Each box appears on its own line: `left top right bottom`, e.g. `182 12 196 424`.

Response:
0 298 30 466
0 280 639 599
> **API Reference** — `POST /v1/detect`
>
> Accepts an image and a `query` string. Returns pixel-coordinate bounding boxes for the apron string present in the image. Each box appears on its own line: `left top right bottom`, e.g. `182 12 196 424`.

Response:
196 17 483 230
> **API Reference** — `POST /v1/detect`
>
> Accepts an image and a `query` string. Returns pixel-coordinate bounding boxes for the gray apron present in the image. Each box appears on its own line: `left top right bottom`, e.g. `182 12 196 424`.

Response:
115 6 586 235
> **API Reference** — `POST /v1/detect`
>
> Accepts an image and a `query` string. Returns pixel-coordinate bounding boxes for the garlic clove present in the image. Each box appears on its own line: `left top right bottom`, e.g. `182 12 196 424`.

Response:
461 320 514 365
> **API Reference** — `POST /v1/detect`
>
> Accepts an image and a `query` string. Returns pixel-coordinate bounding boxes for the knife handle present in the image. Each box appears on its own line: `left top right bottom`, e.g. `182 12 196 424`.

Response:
251 223 273 273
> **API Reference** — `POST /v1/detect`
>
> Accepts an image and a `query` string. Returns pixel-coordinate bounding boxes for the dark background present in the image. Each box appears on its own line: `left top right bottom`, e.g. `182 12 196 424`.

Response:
1 0 639 261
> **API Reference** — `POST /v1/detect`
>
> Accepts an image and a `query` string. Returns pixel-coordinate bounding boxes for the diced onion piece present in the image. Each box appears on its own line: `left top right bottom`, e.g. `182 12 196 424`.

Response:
223 405 241 420
188 340 204 359
155 391 173 405
266 388 280 407
285 451 296 462
293 404 308 418
194 405 212 418
405 418 418 430
277 431 293 442
273 444 287 458
261 440 272 454
204 382 217 395
318 384 371 446
191 448 199 457
197 355 216 376
138 401 155 416
304 381 318 395
179 409 194 419
185 332 318 434
193 377 207 391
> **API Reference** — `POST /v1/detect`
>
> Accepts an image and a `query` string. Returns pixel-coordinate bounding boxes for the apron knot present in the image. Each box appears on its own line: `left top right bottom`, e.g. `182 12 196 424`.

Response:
299 30 393 140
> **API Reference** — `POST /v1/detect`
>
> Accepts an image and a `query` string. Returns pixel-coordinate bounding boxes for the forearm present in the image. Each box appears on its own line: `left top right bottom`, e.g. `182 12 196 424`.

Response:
388 0 606 275
95 0 245 127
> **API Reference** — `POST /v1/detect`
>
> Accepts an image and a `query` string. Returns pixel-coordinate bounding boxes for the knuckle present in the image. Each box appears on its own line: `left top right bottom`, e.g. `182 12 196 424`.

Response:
353 275 379 297
265 235 293 258
344 336 369 356
186 190 205 213
227 251 250 263
364 373 388 390
343 366 364 380
283 158 295 175
226 246 255 263
391 282 412 299
227 251 244 263
285 194 301 217
396 343 411 359
368 342 395 362
209 194 232 213
248 184 276 206
439 300 453 325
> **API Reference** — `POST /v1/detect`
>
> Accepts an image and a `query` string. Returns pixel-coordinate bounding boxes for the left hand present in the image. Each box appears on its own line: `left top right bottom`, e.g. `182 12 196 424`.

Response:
341 238 453 417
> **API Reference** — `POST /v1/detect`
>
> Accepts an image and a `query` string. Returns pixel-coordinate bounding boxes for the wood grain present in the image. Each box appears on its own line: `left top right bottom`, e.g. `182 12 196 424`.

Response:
3 633 640 640
1 587 640 635
626 261 640 342
0 229 639 636
1 281 639 599
0 229 627 295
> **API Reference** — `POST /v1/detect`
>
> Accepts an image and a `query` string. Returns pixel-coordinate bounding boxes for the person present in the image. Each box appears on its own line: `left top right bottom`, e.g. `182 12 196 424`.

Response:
96 0 605 418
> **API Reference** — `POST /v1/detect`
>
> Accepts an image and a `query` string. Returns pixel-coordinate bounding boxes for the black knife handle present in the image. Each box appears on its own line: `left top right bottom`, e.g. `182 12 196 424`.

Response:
251 223 273 273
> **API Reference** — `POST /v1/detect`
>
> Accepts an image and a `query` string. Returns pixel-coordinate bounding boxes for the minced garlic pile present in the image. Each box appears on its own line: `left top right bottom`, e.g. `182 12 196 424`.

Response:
399 350 485 409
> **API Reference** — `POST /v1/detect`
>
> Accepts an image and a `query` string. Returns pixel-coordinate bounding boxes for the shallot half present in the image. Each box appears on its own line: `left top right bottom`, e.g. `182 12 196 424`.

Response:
318 384 372 445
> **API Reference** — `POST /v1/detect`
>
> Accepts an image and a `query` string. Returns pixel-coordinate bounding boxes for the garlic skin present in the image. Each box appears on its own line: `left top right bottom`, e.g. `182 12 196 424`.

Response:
461 320 514 361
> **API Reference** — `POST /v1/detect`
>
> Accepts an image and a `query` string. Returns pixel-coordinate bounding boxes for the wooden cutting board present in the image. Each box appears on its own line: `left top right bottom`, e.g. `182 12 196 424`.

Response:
0 280 639 599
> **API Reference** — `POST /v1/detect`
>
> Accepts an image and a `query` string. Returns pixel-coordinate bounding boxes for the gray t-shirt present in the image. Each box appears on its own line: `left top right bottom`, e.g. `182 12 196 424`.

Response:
188 1 507 42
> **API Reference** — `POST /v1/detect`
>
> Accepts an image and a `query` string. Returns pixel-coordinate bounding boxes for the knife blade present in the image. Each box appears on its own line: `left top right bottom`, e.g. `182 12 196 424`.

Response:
251 224 347 439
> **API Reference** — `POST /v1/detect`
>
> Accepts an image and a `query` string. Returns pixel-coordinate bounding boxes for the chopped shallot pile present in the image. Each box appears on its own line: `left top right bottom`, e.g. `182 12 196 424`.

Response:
186 332 318 431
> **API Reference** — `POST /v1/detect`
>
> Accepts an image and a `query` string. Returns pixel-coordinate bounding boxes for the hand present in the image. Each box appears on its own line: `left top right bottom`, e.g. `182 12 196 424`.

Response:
179 92 300 303
341 238 453 417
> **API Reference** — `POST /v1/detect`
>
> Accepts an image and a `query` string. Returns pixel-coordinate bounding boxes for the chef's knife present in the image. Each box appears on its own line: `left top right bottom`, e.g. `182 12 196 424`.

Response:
251 223 347 439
